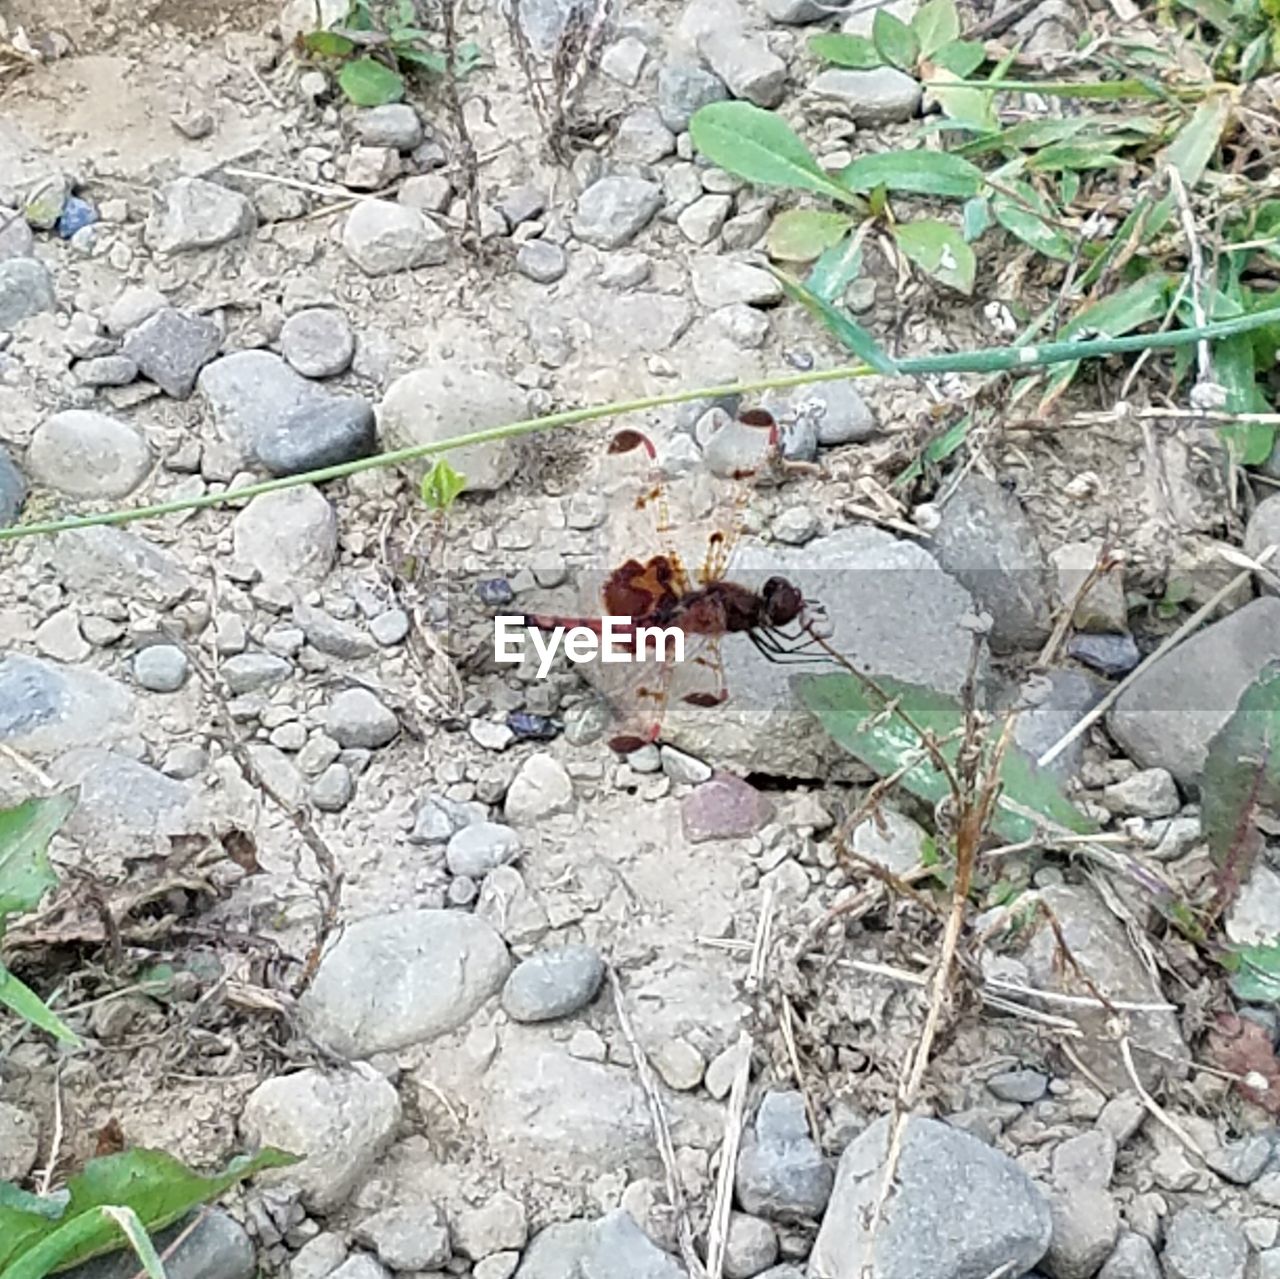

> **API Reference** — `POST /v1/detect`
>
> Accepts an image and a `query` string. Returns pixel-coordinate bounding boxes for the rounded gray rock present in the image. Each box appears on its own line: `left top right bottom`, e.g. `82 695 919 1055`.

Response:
500 944 606 1022
280 307 356 378
27 410 151 499
572 176 663 249
515 240 568 283
325 688 399 748
0 444 28 527
724 1213 779 1279
255 396 376 476
446 821 521 877
657 61 728 132
0 257 55 329
134 644 189 692
311 762 355 811
1162 1207 1247 1279
1245 492 1280 595
144 177 256 254
122 308 221 398
354 103 424 151
232 486 337 585
343 200 448 275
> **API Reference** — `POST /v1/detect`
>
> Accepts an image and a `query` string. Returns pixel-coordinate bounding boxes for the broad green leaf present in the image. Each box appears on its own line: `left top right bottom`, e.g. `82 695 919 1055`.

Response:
809 32 883 68
991 183 1074 261
396 46 448 72
912 0 960 57
1059 168 1080 206
1201 664 1280 908
102 1207 167 1279
796 672 1095 843
962 196 991 241
337 58 405 105
302 30 355 55
0 963 80 1045
1223 943 1280 1003
0 1149 299 1276
839 149 984 199
1212 333 1272 468
767 209 855 261
0 791 75 923
958 116 1090 159
926 66 996 130
1175 0 1239 29
420 458 467 510
689 102 851 203
1164 92 1232 189
1028 139 1125 171
1241 31 1270 81
773 269 899 374
873 8 920 70
806 233 865 302
891 218 976 294
930 38 986 75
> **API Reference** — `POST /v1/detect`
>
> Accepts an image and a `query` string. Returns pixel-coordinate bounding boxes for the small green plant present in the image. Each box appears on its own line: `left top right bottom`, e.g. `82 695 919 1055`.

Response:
419 458 467 511
1173 0 1280 81
0 792 80 1046
302 0 483 106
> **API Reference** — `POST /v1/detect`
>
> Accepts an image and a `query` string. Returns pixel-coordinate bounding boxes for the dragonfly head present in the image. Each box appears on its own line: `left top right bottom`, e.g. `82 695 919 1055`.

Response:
760 576 805 627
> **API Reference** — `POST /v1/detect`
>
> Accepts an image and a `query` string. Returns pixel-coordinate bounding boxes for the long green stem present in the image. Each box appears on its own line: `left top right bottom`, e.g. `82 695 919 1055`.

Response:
1 308 1273 544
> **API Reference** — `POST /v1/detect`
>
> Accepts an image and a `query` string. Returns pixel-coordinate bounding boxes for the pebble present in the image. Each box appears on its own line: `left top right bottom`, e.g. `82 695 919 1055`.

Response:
766 0 852 18
475 1255 520 1279
572 176 664 249
1098 1233 1161 1279
1108 596 1280 784
324 688 399 749
75 355 138 387
328 1258 387 1279
121 308 221 398
584 1210 687 1278
452 1192 528 1259
763 381 877 446
134 645 189 692
51 526 192 608
1052 540 1128 633
447 821 521 877
1161 1208 1247 1279
27 409 151 499
663 162 704 217
221 653 292 695
300 910 510 1056
311 763 355 811
772 506 819 544
0 257 55 329
682 774 774 842
724 1214 779 1279
343 145 399 191
354 1204 450 1270
1101 768 1180 819
240 1067 401 1211
652 1037 705 1091
1244 493 1280 594
678 193 734 244
613 107 676 165
398 173 452 213
0 445 26 526
508 711 558 741
657 61 729 132
499 186 547 226
233 487 337 584
1067 632 1141 676
690 257 782 308
600 251 652 288
501 944 605 1021
0 205 35 259
807 67 923 124
515 240 568 283
370 609 410 646
280 308 355 378
660 745 713 785
1043 1187 1121 1279
354 103 423 151
699 29 787 107
0 1101 38 1181
106 286 168 336
810 1115 1051 1278
342 200 448 274
504 751 574 823
601 35 648 84
31 608 87 663
144 177 256 253
379 362 526 493
736 1091 833 1221
987 1068 1048 1104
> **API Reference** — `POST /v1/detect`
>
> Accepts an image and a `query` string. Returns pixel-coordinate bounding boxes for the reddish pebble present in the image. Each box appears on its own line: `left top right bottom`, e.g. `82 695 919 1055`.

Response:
680 772 774 843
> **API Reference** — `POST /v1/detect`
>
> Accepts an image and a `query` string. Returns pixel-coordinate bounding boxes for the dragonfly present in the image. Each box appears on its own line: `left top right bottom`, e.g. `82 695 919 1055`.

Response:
521 408 828 753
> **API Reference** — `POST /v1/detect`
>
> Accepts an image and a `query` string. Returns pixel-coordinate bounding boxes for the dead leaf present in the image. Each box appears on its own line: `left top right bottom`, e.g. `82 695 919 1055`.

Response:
1207 1012 1280 1115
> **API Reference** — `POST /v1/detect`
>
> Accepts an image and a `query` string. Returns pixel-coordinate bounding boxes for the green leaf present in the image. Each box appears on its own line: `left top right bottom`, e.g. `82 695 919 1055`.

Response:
991 183 1074 261
962 196 991 241
1027 139 1125 171
1241 31 1270 81
101 1207 168 1279
926 66 996 131
1201 663 1280 911
302 30 355 56
796 672 1095 843
337 58 405 105
958 116 1090 159
839 149 984 199
0 963 80 1045
767 209 855 262
873 8 920 70
396 46 447 72
912 0 959 57
1223 942 1280 1003
772 269 899 374
689 102 852 204
0 1149 300 1277
891 218 976 294
894 412 972 485
420 459 467 510
808 32 884 68
805 233 864 302
930 38 986 75
1164 92 1232 189
0 791 75 924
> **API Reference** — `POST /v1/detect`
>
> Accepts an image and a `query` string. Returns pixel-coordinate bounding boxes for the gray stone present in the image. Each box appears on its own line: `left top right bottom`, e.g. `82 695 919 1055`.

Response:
279 308 355 378
737 1091 832 1222
27 410 151 499
327 1259 385 1279
504 751 575 822
807 67 922 124
325 688 398 748
845 807 928 875
809 1116 1052 1279
65 1210 254 1279
0 257 55 328
0 1101 38 1180
1101 768 1180 819
232 486 337 585
122 308 221 397
370 609 410 646
515 239 568 283
581 1210 685 1279
447 821 521 877
343 200 447 274
663 162 705 217
0 205 35 260
601 35 648 85
1161 1208 1247 1279
1108 596 1280 785
1206 1132 1274 1184
1052 540 1128 633
1052 1132 1116 1191
765 0 853 20
1245 493 1280 594
240 1067 400 1212
145 178 256 253
1041 1187 1120 1279
294 605 376 659
300 910 510 1055
258 395 377 477
986 1068 1048 1104
725 1213 778 1278
700 30 787 107
613 107 676 165
1023 884 1188 1091
51 526 192 607
33 608 89 664
354 104 423 150
573 176 664 249
221 652 292 695
452 1192 529 1259
106 286 169 335
398 173 452 213
75 355 139 387
0 655 133 754
1225 861 1280 946
0 444 26 526
499 185 547 225
929 474 1055 651
378 361 526 493
1011 670 1105 781
676 194 733 245
134 644 189 692
514 1222 594 1279
515 0 587 54
691 257 782 308
354 1204 450 1270
763 381 876 446
501 944 605 1021
1097 1233 1160 1279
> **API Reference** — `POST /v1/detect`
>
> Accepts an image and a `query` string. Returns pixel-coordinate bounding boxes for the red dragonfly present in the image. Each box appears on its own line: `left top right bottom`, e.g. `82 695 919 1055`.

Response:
521 409 825 753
